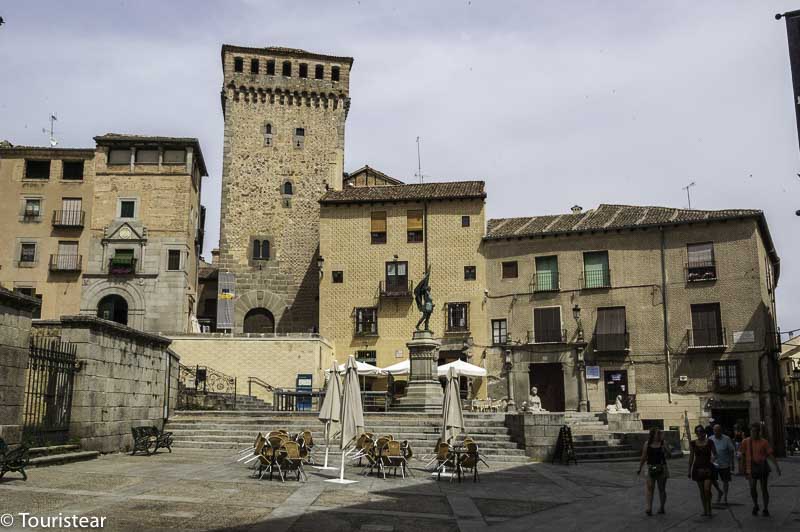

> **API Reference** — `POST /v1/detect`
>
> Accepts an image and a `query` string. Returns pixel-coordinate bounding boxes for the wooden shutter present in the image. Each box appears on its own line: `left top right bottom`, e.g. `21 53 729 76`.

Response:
407 210 423 231
534 307 561 342
371 211 387 232
596 307 626 350
691 303 721 345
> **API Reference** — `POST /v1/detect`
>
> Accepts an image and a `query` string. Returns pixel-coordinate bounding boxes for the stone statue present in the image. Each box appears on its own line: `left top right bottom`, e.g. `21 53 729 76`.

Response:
522 386 547 412
414 269 434 331
606 394 630 414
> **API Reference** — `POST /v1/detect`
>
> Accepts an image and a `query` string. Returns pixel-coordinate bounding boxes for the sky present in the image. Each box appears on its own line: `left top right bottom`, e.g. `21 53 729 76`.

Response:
1 1 799 331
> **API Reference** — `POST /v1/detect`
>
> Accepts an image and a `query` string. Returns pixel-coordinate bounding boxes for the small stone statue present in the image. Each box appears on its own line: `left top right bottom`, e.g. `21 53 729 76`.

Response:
522 386 547 412
606 394 630 414
414 269 434 331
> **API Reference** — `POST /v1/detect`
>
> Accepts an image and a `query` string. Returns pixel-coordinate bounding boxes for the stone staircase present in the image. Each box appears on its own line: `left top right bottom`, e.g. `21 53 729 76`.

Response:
166 410 531 465
179 390 273 411
563 412 641 463
28 444 99 467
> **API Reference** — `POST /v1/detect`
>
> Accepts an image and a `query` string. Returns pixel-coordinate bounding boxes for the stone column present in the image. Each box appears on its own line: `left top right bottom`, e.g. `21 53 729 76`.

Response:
395 330 443 412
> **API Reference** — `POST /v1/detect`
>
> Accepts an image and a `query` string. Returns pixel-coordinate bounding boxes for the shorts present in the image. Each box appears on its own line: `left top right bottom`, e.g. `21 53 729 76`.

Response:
691 467 712 482
712 466 731 482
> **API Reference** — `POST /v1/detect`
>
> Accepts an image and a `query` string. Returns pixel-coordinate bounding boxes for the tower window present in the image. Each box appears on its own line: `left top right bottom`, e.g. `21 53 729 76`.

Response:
294 128 305 148
315 64 324 79
283 181 293 195
234 57 244 72
266 60 276 75
263 123 273 147
299 63 308 78
331 66 340 82
282 61 292 76
253 239 270 261
332 271 343 283
250 58 259 74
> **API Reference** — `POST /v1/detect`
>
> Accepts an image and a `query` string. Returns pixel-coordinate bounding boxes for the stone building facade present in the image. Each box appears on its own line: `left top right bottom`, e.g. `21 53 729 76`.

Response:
79 134 207 333
0 145 96 318
483 204 781 437
217 45 353 334
318 181 489 397
781 336 800 427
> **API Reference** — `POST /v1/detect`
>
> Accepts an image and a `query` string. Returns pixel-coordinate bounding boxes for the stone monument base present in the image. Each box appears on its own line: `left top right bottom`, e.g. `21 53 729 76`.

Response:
393 330 444 413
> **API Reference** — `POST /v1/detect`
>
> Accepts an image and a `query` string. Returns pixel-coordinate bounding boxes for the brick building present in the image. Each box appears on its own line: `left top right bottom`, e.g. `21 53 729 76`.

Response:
216 45 353 334
318 180 489 397
483 204 782 436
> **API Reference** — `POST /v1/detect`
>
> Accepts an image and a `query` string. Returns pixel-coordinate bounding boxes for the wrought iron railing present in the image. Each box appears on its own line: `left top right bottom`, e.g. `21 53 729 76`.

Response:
581 269 611 289
527 329 568 344
379 280 413 297
688 328 727 349
272 389 390 412
108 257 137 275
533 271 560 292
354 320 378 336
52 210 85 228
247 376 275 397
49 254 82 272
177 364 237 408
686 261 717 282
594 332 630 352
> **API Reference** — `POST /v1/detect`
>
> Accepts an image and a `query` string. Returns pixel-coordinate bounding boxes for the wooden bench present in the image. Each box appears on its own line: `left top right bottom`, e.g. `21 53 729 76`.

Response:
131 426 173 456
0 438 29 481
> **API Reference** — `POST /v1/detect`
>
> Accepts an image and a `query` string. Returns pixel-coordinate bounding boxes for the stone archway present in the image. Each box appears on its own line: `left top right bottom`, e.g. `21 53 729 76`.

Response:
234 289 287 334
81 281 146 331
97 294 128 325
243 307 275 334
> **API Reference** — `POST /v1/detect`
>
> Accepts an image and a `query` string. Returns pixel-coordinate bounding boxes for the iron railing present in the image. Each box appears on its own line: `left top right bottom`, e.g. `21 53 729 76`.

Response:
49 254 82 272
52 210 85 228
272 389 390 412
23 335 78 446
686 261 717 282
108 257 137 275
379 280 413 297
527 329 568 344
581 269 611 289
594 332 630 352
354 320 378 336
177 364 237 409
247 376 275 397
688 328 727 349
533 271 560 292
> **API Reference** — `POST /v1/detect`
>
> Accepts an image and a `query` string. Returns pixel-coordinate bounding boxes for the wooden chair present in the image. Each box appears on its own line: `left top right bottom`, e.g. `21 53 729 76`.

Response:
279 441 307 482
457 442 484 483
382 440 411 479
435 442 456 480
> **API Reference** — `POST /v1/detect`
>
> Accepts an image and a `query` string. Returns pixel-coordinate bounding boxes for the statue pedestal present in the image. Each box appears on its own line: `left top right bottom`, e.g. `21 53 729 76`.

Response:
394 330 444 412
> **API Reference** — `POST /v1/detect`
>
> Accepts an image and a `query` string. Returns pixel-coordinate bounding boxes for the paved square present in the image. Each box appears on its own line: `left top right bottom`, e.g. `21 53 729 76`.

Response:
0 450 798 531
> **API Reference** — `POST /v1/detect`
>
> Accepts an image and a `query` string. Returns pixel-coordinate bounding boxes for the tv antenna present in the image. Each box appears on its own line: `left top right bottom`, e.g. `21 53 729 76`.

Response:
682 181 696 209
42 114 58 147
415 136 426 183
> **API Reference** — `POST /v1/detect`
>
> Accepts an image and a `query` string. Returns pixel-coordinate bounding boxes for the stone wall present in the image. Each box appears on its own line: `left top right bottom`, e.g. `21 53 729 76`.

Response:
32 316 176 453
166 334 335 403
0 288 40 444
505 412 566 461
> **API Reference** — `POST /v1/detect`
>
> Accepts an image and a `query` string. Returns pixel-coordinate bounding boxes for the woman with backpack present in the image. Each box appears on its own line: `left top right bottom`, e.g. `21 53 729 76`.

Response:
638 427 668 515
742 422 782 516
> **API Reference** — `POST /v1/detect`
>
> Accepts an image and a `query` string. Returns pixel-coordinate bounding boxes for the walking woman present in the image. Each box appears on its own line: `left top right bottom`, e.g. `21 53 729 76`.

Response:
688 424 717 517
741 422 782 516
637 427 668 515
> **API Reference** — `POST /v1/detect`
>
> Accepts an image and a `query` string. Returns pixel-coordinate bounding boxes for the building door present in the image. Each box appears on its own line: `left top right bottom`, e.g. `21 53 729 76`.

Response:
97 294 128 325
243 307 275 334
710 408 750 437
604 370 628 407
529 363 565 412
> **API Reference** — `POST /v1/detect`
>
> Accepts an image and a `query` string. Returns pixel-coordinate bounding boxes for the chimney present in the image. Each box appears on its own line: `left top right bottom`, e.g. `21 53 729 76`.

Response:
571 205 583 214
211 248 220 264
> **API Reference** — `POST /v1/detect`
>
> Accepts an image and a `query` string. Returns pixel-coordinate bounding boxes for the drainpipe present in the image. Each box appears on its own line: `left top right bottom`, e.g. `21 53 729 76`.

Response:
423 202 429 271
660 227 673 403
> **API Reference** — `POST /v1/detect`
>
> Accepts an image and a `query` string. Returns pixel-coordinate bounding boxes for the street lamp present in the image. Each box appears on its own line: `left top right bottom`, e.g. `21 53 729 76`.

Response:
573 303 589 412
504 346 517 412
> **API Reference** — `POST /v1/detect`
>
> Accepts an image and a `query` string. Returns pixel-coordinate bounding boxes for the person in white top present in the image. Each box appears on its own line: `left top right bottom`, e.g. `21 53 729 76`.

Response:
709 424 736 505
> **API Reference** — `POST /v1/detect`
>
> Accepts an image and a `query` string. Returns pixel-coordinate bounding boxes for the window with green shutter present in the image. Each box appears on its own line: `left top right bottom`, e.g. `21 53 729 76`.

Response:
583 251 610 289
534 255 559 292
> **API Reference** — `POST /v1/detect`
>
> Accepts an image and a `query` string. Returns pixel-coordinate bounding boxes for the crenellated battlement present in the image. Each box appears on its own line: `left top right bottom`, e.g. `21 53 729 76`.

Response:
224 83 350 116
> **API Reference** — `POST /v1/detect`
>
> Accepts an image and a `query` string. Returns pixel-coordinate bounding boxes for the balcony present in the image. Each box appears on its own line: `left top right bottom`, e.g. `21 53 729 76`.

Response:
533 271 560 292
108 256 137 275
379 280 412 298
527 329 568 344
354 322 378 337
581 269 611 289
686 261 717 282
687 328 727 350
49 254 82 272
52 210 85 228
594 332 630 352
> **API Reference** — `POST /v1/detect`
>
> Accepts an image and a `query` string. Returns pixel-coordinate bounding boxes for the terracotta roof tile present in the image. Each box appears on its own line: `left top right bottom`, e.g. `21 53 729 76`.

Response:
320 181 485 204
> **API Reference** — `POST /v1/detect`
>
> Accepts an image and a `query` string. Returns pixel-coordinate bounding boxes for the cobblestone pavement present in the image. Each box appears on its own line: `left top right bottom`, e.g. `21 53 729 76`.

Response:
0 449 798 531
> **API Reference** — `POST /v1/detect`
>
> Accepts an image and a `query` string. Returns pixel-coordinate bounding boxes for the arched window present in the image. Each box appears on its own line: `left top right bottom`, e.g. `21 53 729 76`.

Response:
283 181 293 195
253 239 270 261
294 127 305 148
243 307 275 334
97 294 128 325
263 123 273 146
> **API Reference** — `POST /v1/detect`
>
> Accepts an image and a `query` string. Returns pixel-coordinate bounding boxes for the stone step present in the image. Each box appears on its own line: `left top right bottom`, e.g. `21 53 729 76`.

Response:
29 450 100 468
168 427 515 440
28 444 81 457
168 418 511 429
172 410 507 421
573 448 640 460
166 423 513 435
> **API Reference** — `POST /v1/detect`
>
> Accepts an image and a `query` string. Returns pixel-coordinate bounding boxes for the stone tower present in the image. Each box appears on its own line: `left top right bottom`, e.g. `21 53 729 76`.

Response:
218 45 352 333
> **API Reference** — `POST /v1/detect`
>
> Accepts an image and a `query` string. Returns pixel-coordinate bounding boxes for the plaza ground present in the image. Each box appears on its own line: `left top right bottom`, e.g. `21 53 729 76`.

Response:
1 450 799 531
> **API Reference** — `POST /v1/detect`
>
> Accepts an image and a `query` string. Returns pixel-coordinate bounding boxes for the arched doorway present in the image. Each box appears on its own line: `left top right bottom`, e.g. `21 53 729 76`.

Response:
97 294 128 325
243 307 275 334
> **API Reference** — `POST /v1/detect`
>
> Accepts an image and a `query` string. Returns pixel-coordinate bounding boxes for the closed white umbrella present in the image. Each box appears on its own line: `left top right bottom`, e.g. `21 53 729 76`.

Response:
316 361 342 470
326 355 364 484
441 366 465 444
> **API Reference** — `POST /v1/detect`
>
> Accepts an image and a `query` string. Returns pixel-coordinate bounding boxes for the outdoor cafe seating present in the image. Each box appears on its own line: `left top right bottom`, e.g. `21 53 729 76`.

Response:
247 428 315 482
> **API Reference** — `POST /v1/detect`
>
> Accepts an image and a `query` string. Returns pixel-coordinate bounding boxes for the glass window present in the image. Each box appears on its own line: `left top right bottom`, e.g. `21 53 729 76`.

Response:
234 57 243 72
464 265 476 281
167 249 181 271
407 209 423 243
332 271 343 283
119 200 136 219
715 361 740 391
356 350 377 365
447 303 469 332
135 149 159 164
299 63 308 78
371 211 387 244
283 181 293 195
533 307 563 343
385 261 408 293
501 261 518 279
163 149 186 164
294 128 305 148
19 243 36 263
595 307 627 351
331 66 340 81
24 198 41 219
690 303 723 347
583 251 610 288
266 60 275 75
108 149 130 165
253 239 270 260
315 64 324 79
25 160 50 179
461 215 470 227
250 58 259 73
355 307 378 335
534 255 559 292
282 61 292 76
492 319 507 345
687 242 716 281
62 160 84 180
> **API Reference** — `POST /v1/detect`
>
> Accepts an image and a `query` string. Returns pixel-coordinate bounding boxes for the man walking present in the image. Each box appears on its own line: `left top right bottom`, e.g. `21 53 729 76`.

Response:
710 424 735 505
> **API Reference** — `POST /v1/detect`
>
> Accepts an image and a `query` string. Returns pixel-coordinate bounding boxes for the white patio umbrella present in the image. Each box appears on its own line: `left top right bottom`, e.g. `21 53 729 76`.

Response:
441 366 465 444
325 355 364 484
382 359 410 375
437 359 487 378
316 361 342 470
326 360 384 376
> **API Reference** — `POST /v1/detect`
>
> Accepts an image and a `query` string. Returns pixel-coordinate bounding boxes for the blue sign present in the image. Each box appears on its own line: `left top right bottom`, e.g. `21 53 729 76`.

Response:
586 366 601 380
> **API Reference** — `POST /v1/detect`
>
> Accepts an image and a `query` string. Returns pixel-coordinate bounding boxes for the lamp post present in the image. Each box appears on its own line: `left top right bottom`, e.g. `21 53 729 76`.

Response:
504 342 517 412
573 304 589 412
